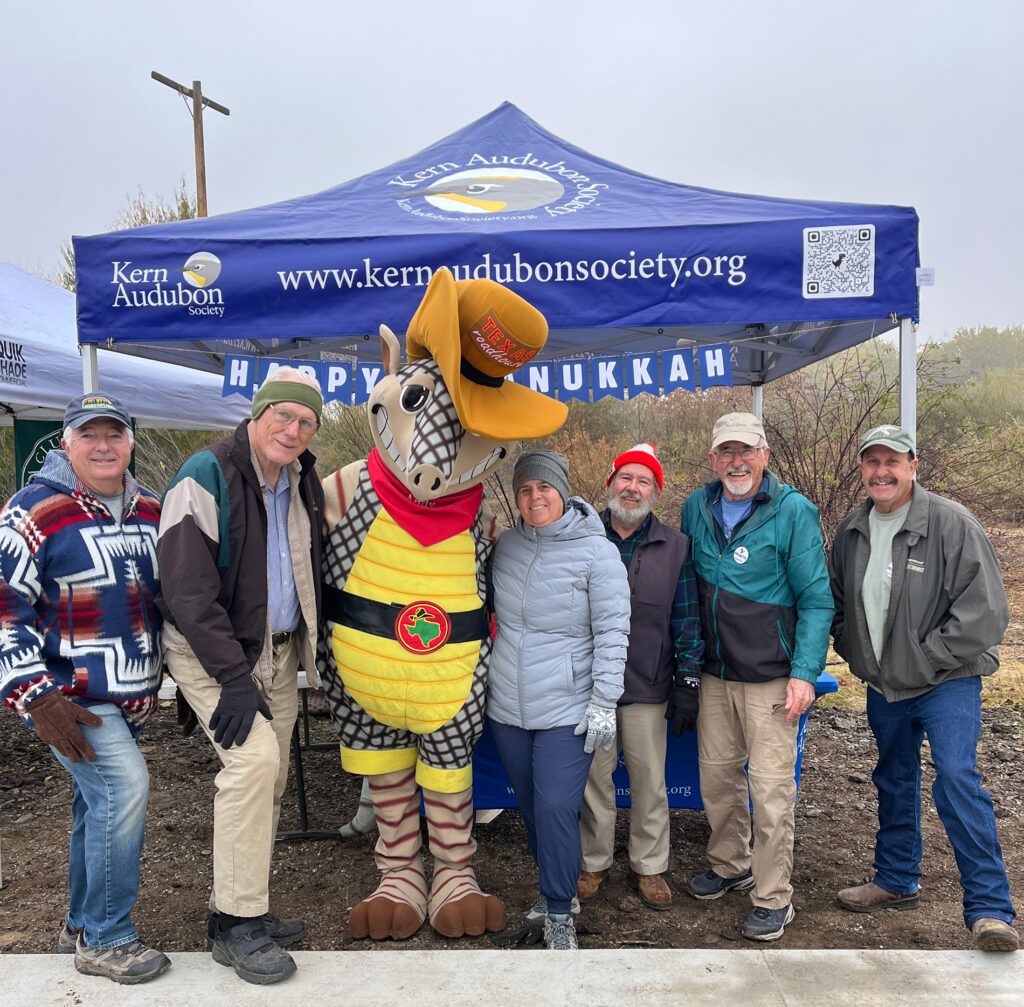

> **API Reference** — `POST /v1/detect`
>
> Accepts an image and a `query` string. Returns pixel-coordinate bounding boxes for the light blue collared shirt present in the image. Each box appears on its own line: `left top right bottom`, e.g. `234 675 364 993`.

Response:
266 466 301 633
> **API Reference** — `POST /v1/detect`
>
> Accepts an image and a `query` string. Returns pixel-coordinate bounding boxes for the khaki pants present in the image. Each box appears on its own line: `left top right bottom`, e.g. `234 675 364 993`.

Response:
581 701 670 875
696 674 798 909
163 625 299 917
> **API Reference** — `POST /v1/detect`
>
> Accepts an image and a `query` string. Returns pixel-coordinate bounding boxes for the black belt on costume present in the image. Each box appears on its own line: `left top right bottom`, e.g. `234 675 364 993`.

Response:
323 584 488 645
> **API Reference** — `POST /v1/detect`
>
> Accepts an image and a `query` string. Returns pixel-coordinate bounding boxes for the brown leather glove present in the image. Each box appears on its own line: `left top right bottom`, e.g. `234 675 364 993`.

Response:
175 686 199 738
25 690 103 763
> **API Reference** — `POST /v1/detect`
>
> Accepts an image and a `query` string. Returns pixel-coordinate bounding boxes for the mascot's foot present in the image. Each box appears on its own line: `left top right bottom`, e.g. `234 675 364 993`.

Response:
428 865 505 938
350 861 428 941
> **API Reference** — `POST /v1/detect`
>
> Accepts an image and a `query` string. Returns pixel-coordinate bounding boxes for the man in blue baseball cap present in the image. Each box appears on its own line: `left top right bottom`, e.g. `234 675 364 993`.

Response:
0 393 170 984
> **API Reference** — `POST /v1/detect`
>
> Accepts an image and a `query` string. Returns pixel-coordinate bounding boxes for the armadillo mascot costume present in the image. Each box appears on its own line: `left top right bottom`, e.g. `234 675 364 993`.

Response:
320 269 567 940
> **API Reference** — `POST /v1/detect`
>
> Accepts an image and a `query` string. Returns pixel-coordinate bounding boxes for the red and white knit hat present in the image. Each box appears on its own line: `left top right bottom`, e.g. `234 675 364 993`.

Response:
606 442 663 491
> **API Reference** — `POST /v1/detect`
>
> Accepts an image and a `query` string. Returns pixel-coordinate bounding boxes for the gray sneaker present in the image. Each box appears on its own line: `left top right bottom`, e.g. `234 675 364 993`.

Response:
685 868 755 900
525 895 581 925
56 922 79 954
74 937 171 985
543 913 579 950
742 904 796 941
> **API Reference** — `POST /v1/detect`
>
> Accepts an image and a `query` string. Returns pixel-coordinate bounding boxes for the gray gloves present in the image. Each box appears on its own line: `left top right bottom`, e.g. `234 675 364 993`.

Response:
574 700 617 754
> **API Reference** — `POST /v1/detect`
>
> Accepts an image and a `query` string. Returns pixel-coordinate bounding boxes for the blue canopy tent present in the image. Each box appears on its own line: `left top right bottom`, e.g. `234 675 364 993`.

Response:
72 102 921 425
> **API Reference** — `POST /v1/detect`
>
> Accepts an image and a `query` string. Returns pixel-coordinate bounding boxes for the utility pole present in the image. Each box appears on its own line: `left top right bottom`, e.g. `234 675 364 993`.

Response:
151 72 230 217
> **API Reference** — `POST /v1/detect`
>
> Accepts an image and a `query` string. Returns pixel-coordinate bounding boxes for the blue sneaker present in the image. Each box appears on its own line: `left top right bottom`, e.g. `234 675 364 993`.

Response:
685 868 755 900
742 904 795 941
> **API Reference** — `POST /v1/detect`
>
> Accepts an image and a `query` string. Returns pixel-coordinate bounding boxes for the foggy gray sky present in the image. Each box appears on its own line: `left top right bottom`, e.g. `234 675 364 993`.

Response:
4 0 1022 338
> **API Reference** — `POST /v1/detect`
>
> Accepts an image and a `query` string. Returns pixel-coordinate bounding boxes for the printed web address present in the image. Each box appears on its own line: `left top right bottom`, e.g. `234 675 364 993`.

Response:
277 251 748 292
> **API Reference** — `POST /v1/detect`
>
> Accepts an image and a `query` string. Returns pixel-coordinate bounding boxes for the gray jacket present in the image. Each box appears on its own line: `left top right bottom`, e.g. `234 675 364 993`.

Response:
487 498 630 729
829 483 1008 702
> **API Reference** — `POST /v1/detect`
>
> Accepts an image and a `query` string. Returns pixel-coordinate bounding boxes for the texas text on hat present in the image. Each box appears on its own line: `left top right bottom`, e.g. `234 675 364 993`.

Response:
606 442 664 491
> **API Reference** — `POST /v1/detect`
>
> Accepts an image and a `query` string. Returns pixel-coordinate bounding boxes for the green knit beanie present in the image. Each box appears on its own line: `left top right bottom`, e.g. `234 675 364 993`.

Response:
251 377 323 423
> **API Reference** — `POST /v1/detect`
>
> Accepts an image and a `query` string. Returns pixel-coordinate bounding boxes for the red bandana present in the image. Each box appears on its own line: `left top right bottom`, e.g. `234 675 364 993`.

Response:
367 449 483 547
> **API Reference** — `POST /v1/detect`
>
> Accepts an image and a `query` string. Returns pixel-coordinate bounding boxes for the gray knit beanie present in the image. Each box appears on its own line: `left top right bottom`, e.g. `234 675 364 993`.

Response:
512 450 570 503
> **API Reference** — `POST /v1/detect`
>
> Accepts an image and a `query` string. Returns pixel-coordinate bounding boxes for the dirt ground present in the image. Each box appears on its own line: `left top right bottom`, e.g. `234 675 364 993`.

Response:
2 536 1023 955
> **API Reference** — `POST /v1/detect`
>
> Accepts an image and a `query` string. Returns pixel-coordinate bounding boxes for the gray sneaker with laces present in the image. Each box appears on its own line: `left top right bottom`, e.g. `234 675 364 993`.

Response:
56 922 79 954
525 895 580 925
74 936 171 984
543 913 579 950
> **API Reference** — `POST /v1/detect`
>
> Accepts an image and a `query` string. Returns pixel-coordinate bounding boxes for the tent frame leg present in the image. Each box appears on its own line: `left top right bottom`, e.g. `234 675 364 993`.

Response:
898 317 916 437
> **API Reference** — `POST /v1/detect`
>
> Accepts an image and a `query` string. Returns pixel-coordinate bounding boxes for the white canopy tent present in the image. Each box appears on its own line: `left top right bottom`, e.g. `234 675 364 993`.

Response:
0 262 247 429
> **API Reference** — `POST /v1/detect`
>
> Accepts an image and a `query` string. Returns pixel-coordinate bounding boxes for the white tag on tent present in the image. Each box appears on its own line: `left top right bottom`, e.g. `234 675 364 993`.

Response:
915 267 935 287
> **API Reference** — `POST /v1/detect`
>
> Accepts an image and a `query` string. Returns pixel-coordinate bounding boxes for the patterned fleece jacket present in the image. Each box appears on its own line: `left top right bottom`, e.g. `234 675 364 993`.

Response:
0 450 163 732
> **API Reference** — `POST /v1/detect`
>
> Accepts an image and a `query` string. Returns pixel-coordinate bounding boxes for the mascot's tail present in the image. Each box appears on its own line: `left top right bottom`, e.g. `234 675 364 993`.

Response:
340 777 378 839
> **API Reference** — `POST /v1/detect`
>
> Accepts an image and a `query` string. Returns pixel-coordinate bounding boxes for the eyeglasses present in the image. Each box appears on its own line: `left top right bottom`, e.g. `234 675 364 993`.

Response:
271 405 319 435
714 446 762 463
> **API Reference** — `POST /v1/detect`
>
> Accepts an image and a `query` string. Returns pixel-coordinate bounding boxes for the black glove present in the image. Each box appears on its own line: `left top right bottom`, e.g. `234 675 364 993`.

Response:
26 689 103 762
209 675 272 749
666 684 700 738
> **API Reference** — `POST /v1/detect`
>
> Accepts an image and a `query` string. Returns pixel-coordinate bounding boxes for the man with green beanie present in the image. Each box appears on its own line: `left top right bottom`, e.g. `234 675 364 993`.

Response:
157 367 324 984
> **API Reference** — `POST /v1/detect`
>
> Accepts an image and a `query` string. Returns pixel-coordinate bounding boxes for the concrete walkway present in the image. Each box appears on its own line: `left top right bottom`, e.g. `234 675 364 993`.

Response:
2 949 1021 1006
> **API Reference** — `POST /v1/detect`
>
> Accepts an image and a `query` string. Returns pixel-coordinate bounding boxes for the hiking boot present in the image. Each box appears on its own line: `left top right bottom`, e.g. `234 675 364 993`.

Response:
207 911 307 949
627 870 672 910
525 895 580 926
837 881 920 913
685 868 755 900
543 913 579 950
56 922 79 954
211 918 296 984
742 904 795 942
74 937 171 985
972 918 1019 952
576 868 610 903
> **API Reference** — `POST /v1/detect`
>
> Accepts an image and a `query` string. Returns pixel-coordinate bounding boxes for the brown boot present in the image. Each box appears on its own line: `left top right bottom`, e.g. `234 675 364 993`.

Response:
576 869 610 903
628 870 672 911
836 881 919 913
972 918 1019 952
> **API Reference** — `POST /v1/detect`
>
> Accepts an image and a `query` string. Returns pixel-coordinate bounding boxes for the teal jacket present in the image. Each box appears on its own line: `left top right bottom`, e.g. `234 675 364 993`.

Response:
680 471 833 684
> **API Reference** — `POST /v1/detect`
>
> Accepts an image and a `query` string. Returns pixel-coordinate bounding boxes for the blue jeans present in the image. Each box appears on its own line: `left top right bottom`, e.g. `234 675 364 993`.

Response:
50 703 150 949
867 677 1016 928
488 720 593 915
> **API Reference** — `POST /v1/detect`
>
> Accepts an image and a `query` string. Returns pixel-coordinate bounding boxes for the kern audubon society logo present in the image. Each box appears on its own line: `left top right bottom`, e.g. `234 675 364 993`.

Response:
388 153 608 222
109 252 225 317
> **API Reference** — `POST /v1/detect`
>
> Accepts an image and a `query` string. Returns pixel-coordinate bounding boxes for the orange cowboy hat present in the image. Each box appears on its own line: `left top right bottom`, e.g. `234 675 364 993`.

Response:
404 268 568 441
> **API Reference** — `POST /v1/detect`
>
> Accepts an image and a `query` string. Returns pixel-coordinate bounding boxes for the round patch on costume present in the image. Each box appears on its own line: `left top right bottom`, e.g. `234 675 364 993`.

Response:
394 601 452 654
733 546 749 565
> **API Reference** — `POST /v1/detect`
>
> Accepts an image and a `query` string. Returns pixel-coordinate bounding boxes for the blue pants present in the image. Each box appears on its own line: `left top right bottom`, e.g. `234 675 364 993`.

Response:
50 703 150 949
488 720 593 915
867 677 1016 928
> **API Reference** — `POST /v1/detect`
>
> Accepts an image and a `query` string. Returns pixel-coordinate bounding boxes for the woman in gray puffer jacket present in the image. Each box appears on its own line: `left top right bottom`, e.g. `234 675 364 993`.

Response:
487 450 630 951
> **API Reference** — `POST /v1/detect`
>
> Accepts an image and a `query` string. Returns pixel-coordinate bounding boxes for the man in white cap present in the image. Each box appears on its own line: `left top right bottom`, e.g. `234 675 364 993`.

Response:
680 412 833 941
158 367 324 984
0 393 169 984
578 443 703 911
830 425 1017 952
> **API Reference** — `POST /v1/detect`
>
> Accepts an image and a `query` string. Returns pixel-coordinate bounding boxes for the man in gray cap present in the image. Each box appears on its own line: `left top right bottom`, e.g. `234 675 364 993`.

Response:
0 394 169 984
830 425 1018 952
680 411 833 942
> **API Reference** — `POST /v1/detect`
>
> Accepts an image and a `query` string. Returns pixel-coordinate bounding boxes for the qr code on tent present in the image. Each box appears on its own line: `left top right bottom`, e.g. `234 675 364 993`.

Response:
802 225 875 299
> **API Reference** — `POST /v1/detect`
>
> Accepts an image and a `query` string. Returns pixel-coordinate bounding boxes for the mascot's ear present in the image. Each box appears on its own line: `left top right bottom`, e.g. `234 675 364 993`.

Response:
379 324 401 376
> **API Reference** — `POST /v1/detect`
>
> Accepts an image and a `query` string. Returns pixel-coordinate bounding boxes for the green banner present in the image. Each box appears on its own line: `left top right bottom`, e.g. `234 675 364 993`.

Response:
14 419 62 490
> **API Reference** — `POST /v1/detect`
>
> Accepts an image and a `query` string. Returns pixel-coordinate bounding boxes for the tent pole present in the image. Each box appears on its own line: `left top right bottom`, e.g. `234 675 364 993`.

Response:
898 317 916 437
751 384 763 420
82 344 99 394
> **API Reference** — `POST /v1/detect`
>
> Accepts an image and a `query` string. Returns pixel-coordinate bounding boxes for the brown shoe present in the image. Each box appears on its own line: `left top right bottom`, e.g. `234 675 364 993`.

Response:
837 881 919 913
972 918 1019 952
576 869 610 903
628 870 672 911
